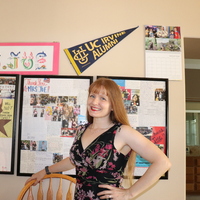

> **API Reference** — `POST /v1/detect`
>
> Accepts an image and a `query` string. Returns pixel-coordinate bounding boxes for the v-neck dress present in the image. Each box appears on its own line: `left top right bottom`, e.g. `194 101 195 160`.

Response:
69 123 131 200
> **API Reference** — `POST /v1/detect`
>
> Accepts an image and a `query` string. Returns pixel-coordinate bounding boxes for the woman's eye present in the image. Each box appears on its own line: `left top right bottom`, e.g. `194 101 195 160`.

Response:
90 94 95 98
101 97 106 101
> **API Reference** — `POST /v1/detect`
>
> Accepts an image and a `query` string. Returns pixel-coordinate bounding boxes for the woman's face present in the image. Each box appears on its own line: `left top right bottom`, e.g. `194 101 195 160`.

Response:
87 87 112 119
132 95 138 102
30 97 35 104
63 105 70 116
37 98 41 104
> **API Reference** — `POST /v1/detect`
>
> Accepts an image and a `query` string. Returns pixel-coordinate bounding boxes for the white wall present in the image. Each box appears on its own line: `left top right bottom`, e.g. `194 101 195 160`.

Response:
1 0 200 199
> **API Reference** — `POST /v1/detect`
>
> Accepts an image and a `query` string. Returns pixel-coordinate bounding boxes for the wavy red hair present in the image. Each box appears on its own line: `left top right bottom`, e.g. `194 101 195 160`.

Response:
87 77 135 185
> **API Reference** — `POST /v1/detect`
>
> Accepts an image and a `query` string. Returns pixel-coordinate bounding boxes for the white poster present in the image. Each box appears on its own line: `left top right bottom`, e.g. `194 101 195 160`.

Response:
104 77 168 178
18 76 92 175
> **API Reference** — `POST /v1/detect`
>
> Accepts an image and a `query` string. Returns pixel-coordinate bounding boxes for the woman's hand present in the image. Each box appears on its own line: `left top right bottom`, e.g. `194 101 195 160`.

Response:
25 169 46 186
97 185 132 200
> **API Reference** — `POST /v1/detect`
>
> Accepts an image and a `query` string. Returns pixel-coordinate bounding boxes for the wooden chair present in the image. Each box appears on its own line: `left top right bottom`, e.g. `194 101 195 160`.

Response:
17 174 76 200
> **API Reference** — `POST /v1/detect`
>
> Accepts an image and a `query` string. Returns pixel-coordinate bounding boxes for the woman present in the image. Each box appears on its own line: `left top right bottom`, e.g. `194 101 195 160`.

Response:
130 94 140 106
26 78 171 200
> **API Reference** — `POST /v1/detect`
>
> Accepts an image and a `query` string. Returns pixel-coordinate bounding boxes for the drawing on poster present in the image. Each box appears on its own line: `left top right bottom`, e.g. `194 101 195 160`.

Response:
0 43 59 75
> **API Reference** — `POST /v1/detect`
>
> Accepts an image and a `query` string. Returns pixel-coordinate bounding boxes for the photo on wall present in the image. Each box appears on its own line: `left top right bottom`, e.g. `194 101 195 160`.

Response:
0 74 19 174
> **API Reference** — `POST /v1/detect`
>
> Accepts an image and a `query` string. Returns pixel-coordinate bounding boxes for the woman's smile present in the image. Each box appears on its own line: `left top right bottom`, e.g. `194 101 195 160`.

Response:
91 106 101 111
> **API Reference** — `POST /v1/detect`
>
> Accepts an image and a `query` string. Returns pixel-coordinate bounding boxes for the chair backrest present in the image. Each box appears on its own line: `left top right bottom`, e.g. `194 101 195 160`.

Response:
17 174 76 200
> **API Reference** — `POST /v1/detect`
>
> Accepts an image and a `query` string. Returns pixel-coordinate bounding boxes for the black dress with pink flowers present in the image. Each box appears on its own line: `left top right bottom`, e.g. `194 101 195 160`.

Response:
70 123 131 200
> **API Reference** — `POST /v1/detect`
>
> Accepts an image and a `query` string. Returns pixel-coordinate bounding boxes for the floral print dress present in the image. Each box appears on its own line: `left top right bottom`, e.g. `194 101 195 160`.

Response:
70 123 131 200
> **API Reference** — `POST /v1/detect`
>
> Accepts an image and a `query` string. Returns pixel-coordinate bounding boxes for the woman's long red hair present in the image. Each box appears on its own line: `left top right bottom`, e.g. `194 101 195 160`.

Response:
87 78 135 185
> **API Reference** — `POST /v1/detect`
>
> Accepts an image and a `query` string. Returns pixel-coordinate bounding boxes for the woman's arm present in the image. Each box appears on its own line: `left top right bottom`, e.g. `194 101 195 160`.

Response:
25 157 75 186
122 125 171 198
98 125 171 199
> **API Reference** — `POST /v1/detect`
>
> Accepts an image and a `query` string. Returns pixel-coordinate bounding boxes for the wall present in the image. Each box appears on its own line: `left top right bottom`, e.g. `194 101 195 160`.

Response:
1 0 200 199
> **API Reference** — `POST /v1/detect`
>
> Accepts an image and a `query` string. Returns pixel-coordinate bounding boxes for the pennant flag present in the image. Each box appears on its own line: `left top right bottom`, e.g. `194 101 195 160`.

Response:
64 26 139 75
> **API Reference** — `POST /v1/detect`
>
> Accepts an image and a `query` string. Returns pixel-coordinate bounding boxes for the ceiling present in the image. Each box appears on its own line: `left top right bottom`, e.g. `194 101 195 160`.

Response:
184 38 200 59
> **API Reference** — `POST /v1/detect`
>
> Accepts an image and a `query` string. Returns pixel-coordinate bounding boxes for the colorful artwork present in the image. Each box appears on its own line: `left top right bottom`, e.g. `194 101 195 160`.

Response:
0 43 59 75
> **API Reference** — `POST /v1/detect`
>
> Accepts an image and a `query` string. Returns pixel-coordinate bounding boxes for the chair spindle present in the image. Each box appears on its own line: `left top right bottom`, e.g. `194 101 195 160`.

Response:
47 177 53 200
56 178 63 200
66 182 73 200
27 186 34 200
37 181 43 200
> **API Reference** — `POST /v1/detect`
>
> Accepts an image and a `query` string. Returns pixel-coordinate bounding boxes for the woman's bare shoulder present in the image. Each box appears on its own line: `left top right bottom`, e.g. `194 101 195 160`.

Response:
118 124 138 134
117 124 145 143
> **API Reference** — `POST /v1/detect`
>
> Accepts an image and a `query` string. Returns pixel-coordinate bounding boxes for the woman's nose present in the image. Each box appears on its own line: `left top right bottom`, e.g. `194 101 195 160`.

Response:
92 97 99 104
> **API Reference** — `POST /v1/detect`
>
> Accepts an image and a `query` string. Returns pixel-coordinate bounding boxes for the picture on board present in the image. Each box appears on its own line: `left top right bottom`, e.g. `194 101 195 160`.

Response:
97 76 168 179
17 75 92 176
0 74 19 174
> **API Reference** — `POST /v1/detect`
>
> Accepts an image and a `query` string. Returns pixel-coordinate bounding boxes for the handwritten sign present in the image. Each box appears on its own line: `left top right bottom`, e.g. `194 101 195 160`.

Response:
24 78 50 93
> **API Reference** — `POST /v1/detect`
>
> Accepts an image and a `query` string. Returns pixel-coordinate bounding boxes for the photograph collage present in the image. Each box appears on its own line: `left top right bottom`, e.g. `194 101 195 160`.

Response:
21 93 82 152
113 78 167 175
145 25 181 52
19 77 90 174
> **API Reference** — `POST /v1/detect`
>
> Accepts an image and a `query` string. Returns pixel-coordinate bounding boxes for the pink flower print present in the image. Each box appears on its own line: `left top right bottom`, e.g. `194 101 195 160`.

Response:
111 172 122 180
86 183 92 186
98 148 107 156
81 159 89 167
107 162 116 170
100 160 107 169
78 190 87 199
96 169 108 173
92 144 101 154
87 190 95 199
77 179 81 184
80 167 87 172
85 156 92 164
105 144 112 149
86 176 97 181
113 152 118 161
80 167 87 175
